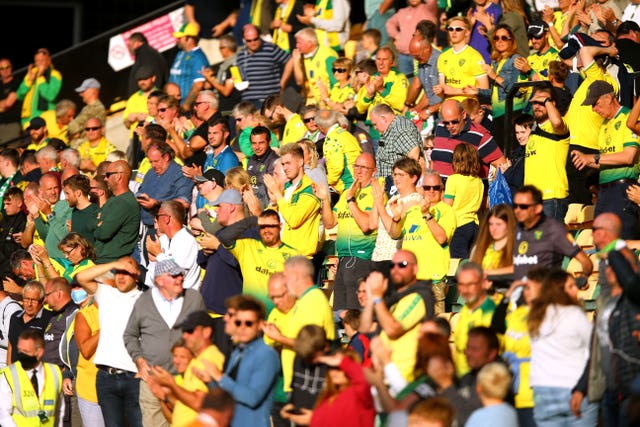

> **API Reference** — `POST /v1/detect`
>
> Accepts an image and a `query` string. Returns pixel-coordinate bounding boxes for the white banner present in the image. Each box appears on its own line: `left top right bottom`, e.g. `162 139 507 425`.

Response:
108 7 185 72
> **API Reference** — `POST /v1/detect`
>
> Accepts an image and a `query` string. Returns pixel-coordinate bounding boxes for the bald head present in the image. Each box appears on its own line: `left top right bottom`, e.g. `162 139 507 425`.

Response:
593 213 622 249
409 36 432 64
395 249 418 265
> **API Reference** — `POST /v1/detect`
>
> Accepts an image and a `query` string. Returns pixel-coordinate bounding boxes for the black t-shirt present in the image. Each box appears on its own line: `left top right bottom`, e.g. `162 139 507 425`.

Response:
7 309 53 363
513 215 580 281
0 78 20 124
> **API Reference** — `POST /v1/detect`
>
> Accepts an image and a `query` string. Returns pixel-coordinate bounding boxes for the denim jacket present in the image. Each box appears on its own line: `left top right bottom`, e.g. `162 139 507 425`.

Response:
478 55 527 105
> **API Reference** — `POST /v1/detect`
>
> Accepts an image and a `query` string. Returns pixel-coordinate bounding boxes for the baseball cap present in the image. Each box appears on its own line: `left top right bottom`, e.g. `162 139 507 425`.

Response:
75 78 101 93
154 259 185 278
212 189 243 206
173 22 200 38
28 117 46 130
134 65 155 81
527 20 548 38
194 169 225 185
559 32 602 60
174 310 214 330
582 80 615 106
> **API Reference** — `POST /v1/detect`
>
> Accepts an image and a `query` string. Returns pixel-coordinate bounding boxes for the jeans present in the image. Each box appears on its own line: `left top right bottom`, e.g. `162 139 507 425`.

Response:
595 181 638 240
533 386 598 427
542 198 568 223
78 396 105 427
601 388 631 427
96 369 143 427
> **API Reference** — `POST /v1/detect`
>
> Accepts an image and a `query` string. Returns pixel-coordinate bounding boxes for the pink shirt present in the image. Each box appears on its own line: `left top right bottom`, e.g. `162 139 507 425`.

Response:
386 2 438 54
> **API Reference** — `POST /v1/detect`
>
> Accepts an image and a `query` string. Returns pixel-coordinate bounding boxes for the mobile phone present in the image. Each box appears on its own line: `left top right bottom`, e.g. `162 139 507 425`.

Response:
286 407 303 415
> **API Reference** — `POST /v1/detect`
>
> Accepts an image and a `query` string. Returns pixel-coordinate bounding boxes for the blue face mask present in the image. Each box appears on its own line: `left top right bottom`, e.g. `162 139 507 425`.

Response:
71 289 88 304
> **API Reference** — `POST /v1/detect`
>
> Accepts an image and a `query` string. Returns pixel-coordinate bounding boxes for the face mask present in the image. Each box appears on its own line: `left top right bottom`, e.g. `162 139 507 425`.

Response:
71 289 88 304
17 352 39 370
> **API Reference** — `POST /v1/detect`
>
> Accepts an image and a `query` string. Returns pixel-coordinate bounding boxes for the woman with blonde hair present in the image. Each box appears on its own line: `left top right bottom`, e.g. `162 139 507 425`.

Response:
297 139 328 190
319 57 356 114
30 232 96 283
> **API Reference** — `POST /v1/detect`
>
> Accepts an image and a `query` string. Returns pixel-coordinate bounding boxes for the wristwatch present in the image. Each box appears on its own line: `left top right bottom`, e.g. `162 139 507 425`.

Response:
594 153 601 165
543 97 553 104
423 213 433 222
347 197 357 204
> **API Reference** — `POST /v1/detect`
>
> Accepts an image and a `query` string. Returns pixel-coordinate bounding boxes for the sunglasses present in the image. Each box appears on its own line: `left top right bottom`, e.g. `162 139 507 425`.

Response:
447 26 465 32
259 224 280 229
332 67 347 73
245 37 260 43
234 319 255 327
303 117 315 123
530 100 547 106
529 34 545 40
513 203 534 210
85 126 101 131
183 328 195 334
0 65 11 70
391 260 411 269
158 107 169 113
494 35 512 41
105 171 122 178
422 185 442 191
441 119 461 126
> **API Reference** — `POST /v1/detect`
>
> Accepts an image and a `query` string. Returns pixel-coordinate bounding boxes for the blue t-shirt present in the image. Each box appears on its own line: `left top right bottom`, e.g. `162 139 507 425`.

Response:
465 402 518 427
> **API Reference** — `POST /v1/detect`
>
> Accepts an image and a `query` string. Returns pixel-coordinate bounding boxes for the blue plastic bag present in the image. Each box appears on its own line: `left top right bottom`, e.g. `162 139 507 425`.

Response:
489 168 512 208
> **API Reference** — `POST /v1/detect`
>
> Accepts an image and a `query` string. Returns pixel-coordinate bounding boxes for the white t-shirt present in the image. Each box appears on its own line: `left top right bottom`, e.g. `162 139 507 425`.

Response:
93 283 142 372
530 304 592 389
146 227 201 290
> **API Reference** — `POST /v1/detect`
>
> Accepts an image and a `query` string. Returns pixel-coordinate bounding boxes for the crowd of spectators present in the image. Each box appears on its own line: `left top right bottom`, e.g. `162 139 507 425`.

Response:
2 0 640 426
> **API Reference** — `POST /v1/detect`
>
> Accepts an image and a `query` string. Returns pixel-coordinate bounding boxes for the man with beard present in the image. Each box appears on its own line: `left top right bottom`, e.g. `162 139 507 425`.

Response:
523 86 570 222
218 208 300 313
0 330 63 426
25 117 49 151
262 95 306 144
359 249 436 381
62 174 98 243
202 117 239 174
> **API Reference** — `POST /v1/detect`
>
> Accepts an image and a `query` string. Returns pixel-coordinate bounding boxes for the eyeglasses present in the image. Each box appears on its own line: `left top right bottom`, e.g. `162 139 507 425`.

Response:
391 260 411 269
0 65 11 70
441 119 461 126
447 26 465 32
45 289 59 297
354 164 373 170
513 203 534 210
23 297 42 304
105 171 122 178
494 35 512 41
62 246 77 257
156 213 170 220
158 107 168 113
259 224 280 229
422 185 442 191
332 67 347 73
303 117 315 123
269 291 288 300
529 34 545 40
234 319 255 327
85 126 101 132
245 37 260 43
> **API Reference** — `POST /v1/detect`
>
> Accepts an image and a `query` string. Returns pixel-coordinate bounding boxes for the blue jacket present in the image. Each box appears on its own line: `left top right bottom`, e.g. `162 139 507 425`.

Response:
214 338 280 427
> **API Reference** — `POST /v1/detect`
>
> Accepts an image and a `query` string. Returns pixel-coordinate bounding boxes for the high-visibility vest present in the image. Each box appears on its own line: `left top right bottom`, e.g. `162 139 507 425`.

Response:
3 361 62 426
